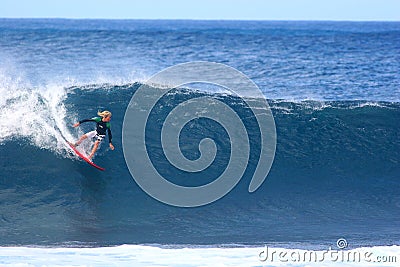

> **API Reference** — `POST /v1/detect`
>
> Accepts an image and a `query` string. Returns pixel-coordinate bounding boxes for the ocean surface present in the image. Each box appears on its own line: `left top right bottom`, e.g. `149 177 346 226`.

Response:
0 19 399 266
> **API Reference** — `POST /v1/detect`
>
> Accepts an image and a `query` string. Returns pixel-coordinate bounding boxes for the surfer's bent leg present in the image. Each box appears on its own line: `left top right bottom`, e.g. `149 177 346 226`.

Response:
76 131 96 146
75 135 87 146
89 140 100 159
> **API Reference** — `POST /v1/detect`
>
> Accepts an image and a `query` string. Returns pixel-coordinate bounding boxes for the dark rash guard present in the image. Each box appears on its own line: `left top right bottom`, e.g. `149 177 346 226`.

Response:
79 117 112 143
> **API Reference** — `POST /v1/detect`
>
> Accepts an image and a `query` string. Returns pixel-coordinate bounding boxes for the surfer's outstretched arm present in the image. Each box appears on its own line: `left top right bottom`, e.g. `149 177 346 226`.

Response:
73 118 96 128
107 126 114 150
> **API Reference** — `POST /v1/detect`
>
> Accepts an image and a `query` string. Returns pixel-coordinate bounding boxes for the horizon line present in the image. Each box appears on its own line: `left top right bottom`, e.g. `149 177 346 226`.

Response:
0 17 399 22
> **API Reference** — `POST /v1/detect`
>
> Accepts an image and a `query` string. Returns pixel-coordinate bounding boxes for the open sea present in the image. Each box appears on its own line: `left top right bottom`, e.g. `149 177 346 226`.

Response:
0 19 399 266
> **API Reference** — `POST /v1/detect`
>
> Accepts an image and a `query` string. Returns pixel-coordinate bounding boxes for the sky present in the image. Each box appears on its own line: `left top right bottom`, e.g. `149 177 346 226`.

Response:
0 0 399 21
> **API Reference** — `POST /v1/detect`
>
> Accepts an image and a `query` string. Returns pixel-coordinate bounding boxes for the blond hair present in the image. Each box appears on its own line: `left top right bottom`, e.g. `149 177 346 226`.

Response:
98 110 112 118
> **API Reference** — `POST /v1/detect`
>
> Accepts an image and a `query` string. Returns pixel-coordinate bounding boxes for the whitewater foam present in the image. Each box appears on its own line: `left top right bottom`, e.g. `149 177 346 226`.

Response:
0 69 75 156
0 245 398 267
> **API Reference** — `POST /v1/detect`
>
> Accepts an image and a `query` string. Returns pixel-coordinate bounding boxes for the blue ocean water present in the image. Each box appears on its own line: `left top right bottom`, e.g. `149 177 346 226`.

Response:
0 18 399 254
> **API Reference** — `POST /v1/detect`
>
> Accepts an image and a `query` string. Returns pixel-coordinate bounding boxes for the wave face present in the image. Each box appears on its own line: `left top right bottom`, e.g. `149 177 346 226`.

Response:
0 84 399 246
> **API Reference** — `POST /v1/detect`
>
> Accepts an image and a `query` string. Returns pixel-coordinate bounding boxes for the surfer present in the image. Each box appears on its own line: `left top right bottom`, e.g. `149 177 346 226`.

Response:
72 110 115 160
